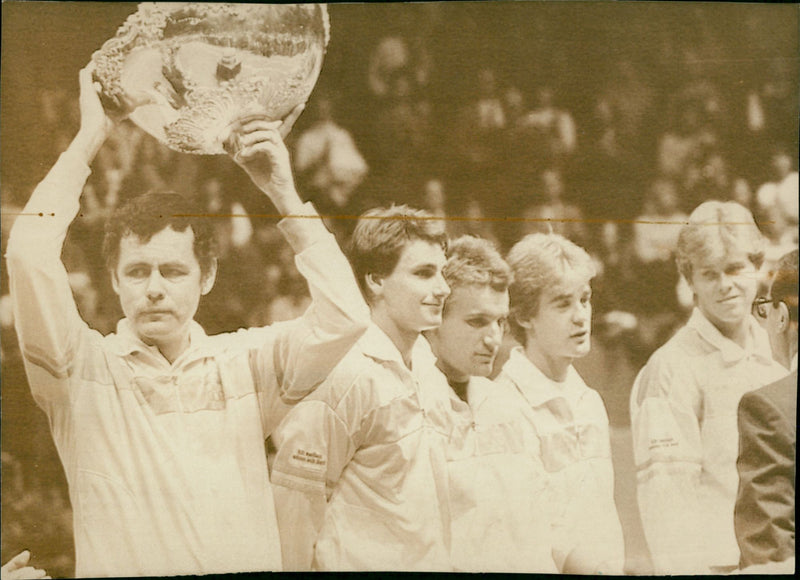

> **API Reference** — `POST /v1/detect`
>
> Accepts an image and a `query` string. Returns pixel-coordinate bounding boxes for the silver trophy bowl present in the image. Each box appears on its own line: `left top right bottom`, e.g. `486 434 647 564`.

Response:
91 3 330 154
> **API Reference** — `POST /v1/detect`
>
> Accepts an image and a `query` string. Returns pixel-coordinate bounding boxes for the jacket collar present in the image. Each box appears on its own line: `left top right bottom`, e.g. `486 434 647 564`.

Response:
501 346 587 408
358 322 437 374
110 318 210 364
687 308 774 366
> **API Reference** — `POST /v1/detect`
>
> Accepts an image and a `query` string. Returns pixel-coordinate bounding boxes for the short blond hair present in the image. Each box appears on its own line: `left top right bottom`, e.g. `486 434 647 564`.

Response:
676 201 765 281
443 236 511 293
507 233 595 344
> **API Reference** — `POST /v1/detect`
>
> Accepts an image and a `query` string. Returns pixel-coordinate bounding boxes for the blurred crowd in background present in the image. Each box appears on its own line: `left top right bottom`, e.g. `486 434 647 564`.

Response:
1 2 797 576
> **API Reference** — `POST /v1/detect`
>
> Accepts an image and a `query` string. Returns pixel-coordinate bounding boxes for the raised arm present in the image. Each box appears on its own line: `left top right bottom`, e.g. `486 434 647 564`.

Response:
228 114 369 415
5 66 113 403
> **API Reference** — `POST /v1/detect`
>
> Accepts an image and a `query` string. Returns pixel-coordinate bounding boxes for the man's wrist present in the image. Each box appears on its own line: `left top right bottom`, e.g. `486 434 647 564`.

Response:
71 127 108 164
268 186 307 217
277 201 327 252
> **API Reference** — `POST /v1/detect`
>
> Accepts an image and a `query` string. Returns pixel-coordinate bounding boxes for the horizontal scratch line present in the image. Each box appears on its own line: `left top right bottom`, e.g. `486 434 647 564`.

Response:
6 212 775 227
173 213 772 227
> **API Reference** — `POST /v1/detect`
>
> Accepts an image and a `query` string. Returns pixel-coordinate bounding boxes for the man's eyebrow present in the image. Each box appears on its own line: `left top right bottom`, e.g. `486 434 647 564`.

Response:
466 311 508 320
122 261 150 269
549 292 572 303
122 260 188 270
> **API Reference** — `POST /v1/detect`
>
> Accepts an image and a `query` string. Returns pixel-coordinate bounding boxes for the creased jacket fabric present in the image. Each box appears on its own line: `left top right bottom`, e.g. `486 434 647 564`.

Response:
271 324 470 571
445 376 558 573
5 150 370 577
490 348 625 572
630 308 786 573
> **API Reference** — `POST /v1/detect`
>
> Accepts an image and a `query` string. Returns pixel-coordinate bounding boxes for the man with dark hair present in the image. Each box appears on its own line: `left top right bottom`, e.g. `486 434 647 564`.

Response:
735 248 798 571
270 205 464 571
101 192 218 276
5 66 369 577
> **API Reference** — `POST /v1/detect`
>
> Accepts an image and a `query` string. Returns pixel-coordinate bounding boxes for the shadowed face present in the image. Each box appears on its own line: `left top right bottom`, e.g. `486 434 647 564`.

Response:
428 284 509 382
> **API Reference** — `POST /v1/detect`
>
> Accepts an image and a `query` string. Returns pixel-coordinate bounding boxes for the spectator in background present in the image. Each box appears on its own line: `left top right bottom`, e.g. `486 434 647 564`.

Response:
730 176 755 212
626 178 689 364
596 58 656 167
631 178 687 311
575 94 641 223
265 263 312 324
448 198 500 250
633 179 687 266
746 58 799 158
630 201 787 574
520 168 587 249
517 84 577 169
364 33 434 206
684 151 732 207
673 46 728 138
367 34 431 102
422 177 447 221
735 249 797 571
501 86 542 208
756 146 799 257
293 95 368 239
450 68 506 209
502 86 527 129
191 176 258 334
241 223 291 329
657 99 719 205
472 68 506 132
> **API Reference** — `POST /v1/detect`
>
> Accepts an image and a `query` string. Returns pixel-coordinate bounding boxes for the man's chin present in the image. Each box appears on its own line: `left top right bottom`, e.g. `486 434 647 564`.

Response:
135 323 178 344
470 361 494 377
418 317 443 332
574 344 591 358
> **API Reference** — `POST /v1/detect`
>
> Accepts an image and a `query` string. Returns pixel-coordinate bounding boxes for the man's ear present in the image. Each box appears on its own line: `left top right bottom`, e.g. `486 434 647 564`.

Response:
515 315 536 342
776 301 790 332
516 315 534 331
364 272 383 301
683 274 696 295
110 269 120 295
201 259 218 296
